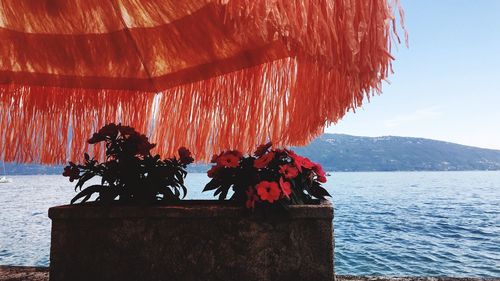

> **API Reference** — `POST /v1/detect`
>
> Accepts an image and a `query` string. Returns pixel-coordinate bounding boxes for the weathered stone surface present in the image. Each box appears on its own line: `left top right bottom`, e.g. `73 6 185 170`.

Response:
48 200 334 281
338 277 500 281
1 266 498 281
0 266 48 281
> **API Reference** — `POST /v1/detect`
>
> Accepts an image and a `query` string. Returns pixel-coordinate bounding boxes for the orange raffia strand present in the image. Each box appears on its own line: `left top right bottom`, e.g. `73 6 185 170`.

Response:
0 0 405 164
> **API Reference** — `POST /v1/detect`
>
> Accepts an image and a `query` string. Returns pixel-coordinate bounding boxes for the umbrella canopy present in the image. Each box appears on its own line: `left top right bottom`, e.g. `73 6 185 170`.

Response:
0 0 405 163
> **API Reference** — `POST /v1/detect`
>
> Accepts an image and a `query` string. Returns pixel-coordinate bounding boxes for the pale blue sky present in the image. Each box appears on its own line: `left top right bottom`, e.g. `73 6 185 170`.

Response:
325 0 500 150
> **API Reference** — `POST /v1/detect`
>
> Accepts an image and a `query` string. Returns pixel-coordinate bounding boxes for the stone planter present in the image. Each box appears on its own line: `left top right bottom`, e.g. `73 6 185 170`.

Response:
49 200 334 281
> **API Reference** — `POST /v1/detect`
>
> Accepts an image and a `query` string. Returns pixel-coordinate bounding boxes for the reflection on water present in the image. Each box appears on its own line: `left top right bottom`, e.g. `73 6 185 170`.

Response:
0 171 499 277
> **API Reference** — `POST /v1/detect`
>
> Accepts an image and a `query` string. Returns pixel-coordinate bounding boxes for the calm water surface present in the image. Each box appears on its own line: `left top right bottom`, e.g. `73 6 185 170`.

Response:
0 171 499 277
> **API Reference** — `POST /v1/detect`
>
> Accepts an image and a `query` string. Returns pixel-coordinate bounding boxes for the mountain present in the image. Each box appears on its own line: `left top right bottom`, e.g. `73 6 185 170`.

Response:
3 134 500 174
291 134 500 171
2 163 63 175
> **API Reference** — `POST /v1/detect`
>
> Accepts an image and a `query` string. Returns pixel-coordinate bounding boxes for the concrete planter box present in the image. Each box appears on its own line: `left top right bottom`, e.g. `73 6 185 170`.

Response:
49 200 334 281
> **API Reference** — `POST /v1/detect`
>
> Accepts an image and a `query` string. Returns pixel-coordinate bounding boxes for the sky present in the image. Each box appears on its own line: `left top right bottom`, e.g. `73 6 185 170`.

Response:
325 0 500 150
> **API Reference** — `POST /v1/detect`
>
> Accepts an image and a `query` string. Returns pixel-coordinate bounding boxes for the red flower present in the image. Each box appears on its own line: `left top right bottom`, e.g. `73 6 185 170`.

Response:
88 123 124 144
279 177 292 199
136 134 156 156
98 123 119 137
178 147 194 165
207 165 220 178
284 148 297 158
87 132 105 144
254 142 272 157
292 155 315 172
210 153 220 163
62 162 80 182
217 151 241 168
123 133 156 156
118 125 136 135
254 152 275 169
313 164 327 183
245 187 259 209
279 164 299 179
256 181 281 203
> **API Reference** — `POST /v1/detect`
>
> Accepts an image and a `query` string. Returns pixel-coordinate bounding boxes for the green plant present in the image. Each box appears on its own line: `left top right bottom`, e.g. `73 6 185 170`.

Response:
63 123 194 204
204 143 330 209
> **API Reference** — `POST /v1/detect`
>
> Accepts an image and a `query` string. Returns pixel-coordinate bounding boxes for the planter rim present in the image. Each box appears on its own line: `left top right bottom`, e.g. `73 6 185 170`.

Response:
49 199 333 219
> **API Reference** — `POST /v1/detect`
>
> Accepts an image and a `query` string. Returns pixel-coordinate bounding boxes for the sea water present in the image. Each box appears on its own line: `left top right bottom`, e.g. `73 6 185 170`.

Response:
0 171 499 277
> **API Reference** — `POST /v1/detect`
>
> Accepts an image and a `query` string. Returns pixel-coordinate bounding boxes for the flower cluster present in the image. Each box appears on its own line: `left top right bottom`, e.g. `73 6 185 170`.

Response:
204 142 330 209
87 123 156 158
63 123 193 204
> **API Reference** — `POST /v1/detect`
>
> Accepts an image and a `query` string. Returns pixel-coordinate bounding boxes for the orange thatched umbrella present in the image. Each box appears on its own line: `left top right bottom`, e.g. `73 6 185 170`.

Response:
0 0 405 163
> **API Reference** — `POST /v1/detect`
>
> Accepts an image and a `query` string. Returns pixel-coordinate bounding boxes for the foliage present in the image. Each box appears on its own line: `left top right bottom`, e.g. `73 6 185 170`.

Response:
63 123 194 204
204 142 330 209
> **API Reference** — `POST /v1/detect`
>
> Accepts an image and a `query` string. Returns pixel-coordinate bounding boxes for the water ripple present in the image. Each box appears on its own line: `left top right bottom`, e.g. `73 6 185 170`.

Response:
0 171 499 277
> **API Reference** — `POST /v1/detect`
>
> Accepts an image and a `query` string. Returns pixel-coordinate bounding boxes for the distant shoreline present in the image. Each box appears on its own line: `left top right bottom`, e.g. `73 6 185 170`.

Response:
5 134 500 174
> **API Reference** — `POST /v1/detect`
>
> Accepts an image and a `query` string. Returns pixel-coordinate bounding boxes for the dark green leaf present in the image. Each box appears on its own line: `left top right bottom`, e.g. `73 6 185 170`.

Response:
75 172 95 191
219 186 229 201
71 185 102 204
203 179 222 192
309 182 331 199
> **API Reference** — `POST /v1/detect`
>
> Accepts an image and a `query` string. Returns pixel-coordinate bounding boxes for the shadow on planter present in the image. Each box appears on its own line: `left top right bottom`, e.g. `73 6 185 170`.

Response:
49 200 334 281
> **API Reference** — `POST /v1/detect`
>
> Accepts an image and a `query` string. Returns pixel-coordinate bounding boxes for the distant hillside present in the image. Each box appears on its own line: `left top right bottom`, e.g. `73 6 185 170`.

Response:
2 163 63 175
3 134 500 174
292 134 500 171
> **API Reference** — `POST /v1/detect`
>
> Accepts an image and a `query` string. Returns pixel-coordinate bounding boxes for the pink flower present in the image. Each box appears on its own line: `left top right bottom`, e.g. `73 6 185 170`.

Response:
178 147 194 165
313 164 327 183
207 165 220 178
87 133 105 144
279 164 299 179
245 187 259 209
133 134 156 156
254 142 273 157
98 123 119 137
279 177 292 199
62 162 80 182
217 151 241 168
256 181 281 203
284 148 298 158
292 155 315 172
210 153 220 163
118 125 136 135
254 152 275 169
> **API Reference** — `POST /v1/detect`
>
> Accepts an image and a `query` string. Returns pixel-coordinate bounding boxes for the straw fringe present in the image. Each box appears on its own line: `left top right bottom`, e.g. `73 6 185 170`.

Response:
0 0 405 164
0 85 156 163
222 0 406 65
1 55 389 163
